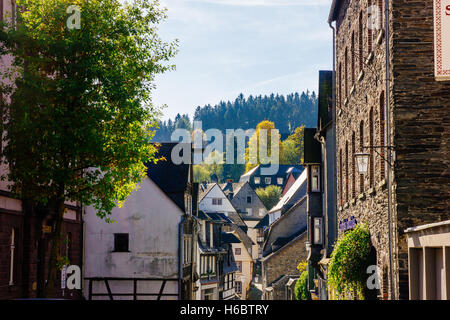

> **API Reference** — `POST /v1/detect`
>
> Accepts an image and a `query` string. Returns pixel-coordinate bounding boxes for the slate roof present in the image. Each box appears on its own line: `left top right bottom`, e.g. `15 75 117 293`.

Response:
145 143 191 211
220 182 246 197
221 232 241 244
199 183 215 202
262 227 307 259
270 169 307 214
254 214 269 229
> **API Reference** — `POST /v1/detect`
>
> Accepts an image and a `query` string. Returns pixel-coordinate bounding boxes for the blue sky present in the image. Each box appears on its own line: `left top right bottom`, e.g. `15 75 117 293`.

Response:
153 0 333 121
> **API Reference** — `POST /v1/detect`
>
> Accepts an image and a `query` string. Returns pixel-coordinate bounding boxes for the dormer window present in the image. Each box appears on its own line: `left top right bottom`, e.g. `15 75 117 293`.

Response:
265 177 271 185
254 177 260 184
277 177 283 185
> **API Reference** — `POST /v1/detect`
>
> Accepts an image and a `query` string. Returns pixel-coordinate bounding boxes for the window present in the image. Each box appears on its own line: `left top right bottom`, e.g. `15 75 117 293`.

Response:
203 288 215 300
379 92 386 180
184 194 192 214
246 208 252 216
344 47 348 98
352 132 356 199
339 149 343 206
351 31 355 85
360 121 365 193
359 11 364 71
114 233 129 252
66 232 72 263
236 261 242 272
264 177 271 185
345 142 349 203
339 63 342 106
259 208 265 217
235 281 242 294
235 248 241 255
246 196 252 204
368 1 373 54
9 228 17 285
254 177 260 184
311 166 320 192
277 177 283 185
313 218 323 245
183 235 192 265
369 108 374 187
212 198 222 205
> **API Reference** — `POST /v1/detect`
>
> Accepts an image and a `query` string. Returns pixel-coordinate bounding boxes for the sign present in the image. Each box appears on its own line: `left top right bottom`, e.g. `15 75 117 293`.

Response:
61 265 67 289
42 225 52 234
434 0 450 80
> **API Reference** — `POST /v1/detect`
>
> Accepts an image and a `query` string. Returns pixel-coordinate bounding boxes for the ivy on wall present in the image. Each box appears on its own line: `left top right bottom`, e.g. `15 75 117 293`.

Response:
328 224 371 299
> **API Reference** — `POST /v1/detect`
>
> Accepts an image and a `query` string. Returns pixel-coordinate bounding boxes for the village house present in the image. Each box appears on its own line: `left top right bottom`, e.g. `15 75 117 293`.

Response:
260 170 309 300
303 71 338 300
329 0 450 299
198 183 254 299
239 164 303 191
83 143 198 300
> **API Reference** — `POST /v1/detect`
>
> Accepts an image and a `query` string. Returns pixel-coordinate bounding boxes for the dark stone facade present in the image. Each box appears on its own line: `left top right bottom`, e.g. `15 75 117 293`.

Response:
0 200 83 299
331 0 450 300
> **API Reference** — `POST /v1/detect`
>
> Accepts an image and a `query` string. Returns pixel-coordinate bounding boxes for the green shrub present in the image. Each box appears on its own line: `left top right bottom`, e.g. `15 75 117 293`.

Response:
328 224 371 299
295 270 310 300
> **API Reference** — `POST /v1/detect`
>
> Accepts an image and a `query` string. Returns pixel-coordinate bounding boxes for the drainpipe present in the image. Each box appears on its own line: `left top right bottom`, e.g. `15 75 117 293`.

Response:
384 0 395 300
329 20 337 256
178 215 185 300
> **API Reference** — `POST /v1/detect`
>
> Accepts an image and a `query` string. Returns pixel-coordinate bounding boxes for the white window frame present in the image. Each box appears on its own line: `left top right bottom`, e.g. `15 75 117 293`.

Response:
265 177 271 185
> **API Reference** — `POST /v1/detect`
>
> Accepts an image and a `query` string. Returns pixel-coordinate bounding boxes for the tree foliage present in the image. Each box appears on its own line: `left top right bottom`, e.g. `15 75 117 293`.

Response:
295 270 310 300
153 92 318 142
328 224 372 299
0 0 177 296
255 185 282 210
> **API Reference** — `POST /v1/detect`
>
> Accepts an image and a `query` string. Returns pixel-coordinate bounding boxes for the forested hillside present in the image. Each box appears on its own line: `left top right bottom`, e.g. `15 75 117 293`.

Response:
153 91 317 142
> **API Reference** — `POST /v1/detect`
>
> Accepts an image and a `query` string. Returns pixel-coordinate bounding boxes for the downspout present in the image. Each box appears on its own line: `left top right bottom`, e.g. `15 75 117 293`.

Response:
384 0 395 300
178 215 185 300
329 20 337 256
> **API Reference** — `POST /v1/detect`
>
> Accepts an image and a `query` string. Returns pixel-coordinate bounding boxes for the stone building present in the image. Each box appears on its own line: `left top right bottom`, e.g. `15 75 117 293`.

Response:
329 0 450 299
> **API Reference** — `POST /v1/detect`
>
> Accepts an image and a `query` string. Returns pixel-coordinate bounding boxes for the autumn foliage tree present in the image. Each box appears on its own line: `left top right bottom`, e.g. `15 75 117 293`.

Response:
0 0 177 297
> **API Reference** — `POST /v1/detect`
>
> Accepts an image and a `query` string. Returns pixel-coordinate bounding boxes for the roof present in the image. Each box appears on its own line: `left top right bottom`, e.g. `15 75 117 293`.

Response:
240 165 304 182
221 232 241 244
220 182 246 197
262 228 307 261
328 0 343 23
199 183 216 202
270 169 307 213
146 143 191 211
254 214 269 229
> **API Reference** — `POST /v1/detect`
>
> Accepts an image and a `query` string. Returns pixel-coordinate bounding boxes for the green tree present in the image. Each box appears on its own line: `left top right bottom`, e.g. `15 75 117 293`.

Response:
295 270 310 300
255 185 282 210
0 0 177 297
281 126 305 164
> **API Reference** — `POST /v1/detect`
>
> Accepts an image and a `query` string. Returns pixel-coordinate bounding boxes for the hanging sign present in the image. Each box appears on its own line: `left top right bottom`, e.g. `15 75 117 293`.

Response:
434 0 450 80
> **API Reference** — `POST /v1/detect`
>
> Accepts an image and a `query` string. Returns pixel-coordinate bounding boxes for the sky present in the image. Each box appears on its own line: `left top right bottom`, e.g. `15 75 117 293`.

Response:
152 0 333 121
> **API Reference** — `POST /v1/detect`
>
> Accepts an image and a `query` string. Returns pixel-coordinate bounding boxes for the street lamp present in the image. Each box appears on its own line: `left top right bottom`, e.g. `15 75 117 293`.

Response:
354 152 370 174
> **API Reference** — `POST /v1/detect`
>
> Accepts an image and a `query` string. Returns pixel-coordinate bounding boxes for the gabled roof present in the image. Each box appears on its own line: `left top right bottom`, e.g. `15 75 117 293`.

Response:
220 182 246 197
240 165 304 182
270 169 307 213
146 143 191 211
261 227 307 261
199 183 216 202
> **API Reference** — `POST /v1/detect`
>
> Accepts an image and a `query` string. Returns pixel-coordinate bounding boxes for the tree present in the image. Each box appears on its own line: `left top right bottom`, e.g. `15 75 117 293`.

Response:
295 270 310 300
245 120 283 173
0 0 177 297
255 185 282 210
281 126 305 164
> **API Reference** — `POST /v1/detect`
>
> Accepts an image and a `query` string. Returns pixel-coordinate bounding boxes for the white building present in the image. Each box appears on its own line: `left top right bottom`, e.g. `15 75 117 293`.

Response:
83 143 197 300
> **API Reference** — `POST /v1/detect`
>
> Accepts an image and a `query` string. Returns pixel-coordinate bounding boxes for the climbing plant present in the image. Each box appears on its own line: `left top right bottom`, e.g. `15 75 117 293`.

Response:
328 224 371 299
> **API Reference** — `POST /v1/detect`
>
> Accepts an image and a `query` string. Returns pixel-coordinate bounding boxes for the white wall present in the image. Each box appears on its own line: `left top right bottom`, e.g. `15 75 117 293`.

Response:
83 177 183 300
199 184 236 215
